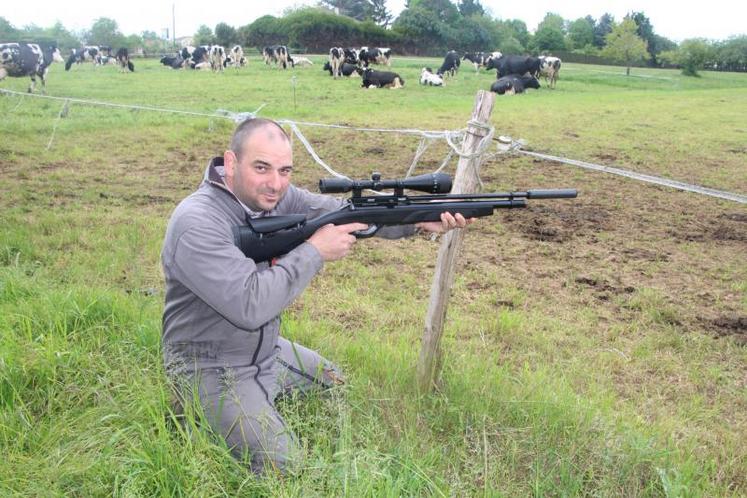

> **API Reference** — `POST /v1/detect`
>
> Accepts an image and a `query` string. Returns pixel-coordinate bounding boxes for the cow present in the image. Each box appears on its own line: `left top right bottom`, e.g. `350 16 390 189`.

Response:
263 45 292 69
224 55 247 67
190 61 212 70
209 45 225 72
229 45 244 70
160 55 184 69
486 55 541 79
99 55 117 65
180 46 210 69
490 74 540 95
462 51 501 71
0 42 64 93
115 47 134 72
65 46 103 70
437 50 460 77
343 48 358 65
356 67 404 89
537 56 561 88
323 61 358 77
358 46 392 67
420 67 444 86
329 47 344 78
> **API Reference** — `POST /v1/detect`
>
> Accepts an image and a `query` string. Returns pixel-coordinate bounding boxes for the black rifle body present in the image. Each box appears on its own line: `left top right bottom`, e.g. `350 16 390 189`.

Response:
233 189 576 264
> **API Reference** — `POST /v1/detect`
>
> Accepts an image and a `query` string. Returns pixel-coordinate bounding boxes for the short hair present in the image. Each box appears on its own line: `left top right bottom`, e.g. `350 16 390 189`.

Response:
229 118 289 159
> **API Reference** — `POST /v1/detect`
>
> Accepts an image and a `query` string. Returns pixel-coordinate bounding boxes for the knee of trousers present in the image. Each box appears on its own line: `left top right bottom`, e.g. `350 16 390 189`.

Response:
222 411 297 475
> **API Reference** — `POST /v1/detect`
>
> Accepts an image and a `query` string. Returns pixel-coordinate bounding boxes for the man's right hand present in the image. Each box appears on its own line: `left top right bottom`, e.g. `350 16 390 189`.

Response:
307 223 369 261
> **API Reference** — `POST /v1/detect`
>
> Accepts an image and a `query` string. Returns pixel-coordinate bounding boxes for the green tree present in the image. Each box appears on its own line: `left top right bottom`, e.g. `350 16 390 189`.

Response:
45 22 81 51
666 38 712 76
537 12 565 33
0 17 20 40
533 22 566 52
87 17 125 47
392 6 448 55
458 0 484 17
417 0 460 24
319 0 372 21
714 35 747 71
371 0 393 27
601 18 648 75
237 16 287 50
593 13 614 48
215 22 237 47
629 11 657 64
567 17 594 50
194 25 216 45
502 19 529 48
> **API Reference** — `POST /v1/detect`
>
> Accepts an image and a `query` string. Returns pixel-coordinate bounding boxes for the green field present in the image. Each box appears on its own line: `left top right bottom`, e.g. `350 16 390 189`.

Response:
1 55 746 496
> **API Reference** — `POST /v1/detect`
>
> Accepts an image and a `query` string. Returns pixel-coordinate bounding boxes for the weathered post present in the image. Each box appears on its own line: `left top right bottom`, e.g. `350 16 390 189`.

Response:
416 90 495 393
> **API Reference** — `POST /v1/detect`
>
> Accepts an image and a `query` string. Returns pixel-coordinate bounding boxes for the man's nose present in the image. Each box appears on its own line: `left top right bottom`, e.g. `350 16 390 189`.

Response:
266 170 283 191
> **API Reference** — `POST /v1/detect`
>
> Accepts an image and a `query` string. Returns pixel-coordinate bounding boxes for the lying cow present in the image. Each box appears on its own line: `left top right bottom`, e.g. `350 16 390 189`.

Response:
323 61 358 77
357 67 404 89
115 47 134 72
490 74 540 95
420 67 443 86
0 42 64 93
224 55 247 67
538 56 561 88
160 55 184 69
438 50 460 77
293 56 313 67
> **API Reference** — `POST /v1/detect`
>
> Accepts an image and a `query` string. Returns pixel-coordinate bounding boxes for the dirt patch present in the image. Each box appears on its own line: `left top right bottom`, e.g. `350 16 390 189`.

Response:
702 316 747 345
503 203 611 242
668 214 747 243
575 276 636 301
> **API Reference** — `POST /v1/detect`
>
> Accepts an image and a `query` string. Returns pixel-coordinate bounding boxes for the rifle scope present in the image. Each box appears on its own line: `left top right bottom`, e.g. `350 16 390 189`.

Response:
319 172 452 195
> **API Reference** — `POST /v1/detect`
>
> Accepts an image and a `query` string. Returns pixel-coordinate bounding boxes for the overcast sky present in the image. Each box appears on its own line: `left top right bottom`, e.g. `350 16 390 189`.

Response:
4 0 745 43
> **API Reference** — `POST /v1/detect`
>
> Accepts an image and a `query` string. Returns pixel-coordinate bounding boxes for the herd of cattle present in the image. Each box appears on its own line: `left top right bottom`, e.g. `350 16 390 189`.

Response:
0 40 561 97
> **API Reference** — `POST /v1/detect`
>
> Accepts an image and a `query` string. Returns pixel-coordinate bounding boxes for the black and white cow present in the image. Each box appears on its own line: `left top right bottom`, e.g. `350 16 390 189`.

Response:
179 46 210 69
343 48 359 65
160 55 184 69
356 67 404 88
486 55 541 79
358 46 392 67
209 45 225 72
437 50 460 77
65 46 103 70
115 47 134 72
537 56 561 88
490 74 540 95
0 42 64 93
323 61 358 77
420 67 444 86
229 45 244 70
263 45 292 69
224 55 247 68
462 51 501 71
329 47 344 78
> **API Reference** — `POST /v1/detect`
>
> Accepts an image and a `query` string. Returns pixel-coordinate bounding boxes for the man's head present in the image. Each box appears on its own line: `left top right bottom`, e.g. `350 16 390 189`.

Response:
224 118 293 212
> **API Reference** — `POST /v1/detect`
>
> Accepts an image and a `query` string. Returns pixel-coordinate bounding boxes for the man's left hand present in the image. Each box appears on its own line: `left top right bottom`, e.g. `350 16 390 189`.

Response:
416 212 474 234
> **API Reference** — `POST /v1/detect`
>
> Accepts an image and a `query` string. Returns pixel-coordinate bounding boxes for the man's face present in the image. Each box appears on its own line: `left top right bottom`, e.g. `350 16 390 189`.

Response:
224 126 293 212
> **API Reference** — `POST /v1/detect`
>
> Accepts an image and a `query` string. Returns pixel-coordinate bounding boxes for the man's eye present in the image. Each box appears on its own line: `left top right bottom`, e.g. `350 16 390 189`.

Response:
255 166 267 172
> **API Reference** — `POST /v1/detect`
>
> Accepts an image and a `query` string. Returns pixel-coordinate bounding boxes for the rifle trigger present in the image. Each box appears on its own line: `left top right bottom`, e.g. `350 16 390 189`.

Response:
353 224 379 239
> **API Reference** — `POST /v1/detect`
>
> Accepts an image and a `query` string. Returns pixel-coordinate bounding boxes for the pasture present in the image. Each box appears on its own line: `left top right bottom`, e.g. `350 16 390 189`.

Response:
1 54 746 496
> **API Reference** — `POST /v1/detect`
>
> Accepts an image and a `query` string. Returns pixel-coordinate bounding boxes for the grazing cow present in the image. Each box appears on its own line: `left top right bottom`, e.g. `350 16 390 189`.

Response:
115 47 134 72
490 74 540 95
486 55 541 79
322 61 358 77
229 45 244 70
437 50 460 77
65 46 103 70
420 67 444 86
0 42 64 93
293 56 313 67
263 45 292 69
356 67 404 89
358 46 392 67
329 47 344 78
462 51 501 71
224 55 247 67
537 56 561 88
343 48 358 64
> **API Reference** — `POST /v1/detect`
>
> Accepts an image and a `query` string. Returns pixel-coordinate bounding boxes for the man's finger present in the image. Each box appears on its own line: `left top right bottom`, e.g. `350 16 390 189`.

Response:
339 222 369 233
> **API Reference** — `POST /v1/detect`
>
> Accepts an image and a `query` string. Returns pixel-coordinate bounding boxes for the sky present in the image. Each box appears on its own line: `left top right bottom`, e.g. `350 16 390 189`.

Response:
4 0 745 43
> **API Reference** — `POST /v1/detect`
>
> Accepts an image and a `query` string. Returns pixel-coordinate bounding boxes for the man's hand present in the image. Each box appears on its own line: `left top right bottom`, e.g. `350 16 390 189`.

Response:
416 212 474 234
308 223 369 261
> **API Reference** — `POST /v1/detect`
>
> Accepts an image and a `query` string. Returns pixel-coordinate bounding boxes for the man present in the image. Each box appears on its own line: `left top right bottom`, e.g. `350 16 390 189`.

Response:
161 118 470 475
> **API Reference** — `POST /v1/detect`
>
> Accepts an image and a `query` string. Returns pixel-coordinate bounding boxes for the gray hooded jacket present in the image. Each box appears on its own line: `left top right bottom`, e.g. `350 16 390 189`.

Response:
161 157 414 372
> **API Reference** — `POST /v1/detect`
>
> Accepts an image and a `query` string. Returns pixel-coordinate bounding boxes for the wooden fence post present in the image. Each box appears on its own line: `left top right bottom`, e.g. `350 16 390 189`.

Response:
416 90 496 393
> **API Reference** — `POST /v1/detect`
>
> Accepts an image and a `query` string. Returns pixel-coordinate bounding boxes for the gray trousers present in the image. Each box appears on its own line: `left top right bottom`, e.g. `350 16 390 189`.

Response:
173 337 342 474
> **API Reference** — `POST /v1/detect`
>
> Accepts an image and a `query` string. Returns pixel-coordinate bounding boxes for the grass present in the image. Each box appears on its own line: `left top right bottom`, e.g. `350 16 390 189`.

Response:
1 55 746 496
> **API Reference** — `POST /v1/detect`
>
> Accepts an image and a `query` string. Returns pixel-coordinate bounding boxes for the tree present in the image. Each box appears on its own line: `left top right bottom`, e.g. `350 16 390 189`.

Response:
194 25 215 45
215 22 237 47
594 13 614 48
237 16 287 50
417 0 460 24
458 0 484 17
87 17 125 47
319 0 372 21
392 6 449 55
714 35 747 72
667 38 712 76
46 22 81 51
532 25 566 52
371 0 393 27
537 12 565 33
629 11 657 64
567 17 594 50
0 17 19 40
502 19 529 48
601 18 648 75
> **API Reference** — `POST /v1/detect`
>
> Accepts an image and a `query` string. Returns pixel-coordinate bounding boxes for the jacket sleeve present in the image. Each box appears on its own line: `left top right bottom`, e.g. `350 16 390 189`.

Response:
168 222 324 331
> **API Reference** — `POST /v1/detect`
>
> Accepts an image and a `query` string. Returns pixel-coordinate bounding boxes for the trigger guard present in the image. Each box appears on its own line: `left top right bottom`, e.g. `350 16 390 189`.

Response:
353 225 379 238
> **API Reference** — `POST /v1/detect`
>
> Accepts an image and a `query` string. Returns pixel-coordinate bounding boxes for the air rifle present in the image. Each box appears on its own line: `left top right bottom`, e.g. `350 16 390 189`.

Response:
233 172 577 263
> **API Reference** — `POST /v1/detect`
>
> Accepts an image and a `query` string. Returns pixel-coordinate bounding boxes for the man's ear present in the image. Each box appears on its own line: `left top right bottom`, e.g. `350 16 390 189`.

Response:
224 150 237 186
